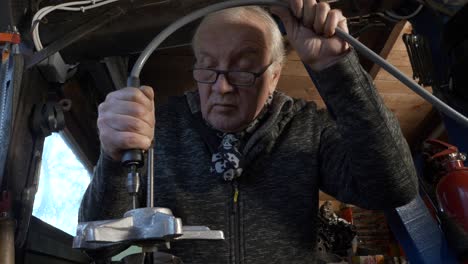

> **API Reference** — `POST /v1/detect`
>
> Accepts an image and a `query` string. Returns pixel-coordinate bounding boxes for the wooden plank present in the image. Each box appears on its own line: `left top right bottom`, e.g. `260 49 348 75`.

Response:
286 50 302 61
375 80 432 94
390 107 434 123
381 94 433 138
277 74 435 125
319 191 337 201
405 109 442 151
63 79 101 164
277 76 327 110
392 112 432 126
375 66 414 81
141 54 196 104
277 75 320 98
354 22 394 72
386 50 412 67
379 92 433 140
312 100 327 109
277 86 311 101
281 60 309 77
282 49 413 78
393 25 413 52
380 93 432 109
369 21 408 79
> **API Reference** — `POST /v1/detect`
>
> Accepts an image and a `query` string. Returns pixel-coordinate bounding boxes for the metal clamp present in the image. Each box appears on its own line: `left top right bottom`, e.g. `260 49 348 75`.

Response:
0 31 20 45
73 207 224 250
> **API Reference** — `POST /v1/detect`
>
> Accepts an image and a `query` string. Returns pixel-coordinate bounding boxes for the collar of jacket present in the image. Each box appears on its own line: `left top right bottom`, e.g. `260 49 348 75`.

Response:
184 89 307 164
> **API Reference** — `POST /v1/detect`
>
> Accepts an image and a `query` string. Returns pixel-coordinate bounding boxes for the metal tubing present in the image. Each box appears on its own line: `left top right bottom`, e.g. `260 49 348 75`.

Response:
132 195 137 209
147 147 154 208
129 0 468 128
0 218 15 264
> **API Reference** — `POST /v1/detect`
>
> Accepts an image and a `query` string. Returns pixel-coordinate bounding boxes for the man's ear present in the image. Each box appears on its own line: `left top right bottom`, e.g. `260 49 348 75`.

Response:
269 62 283 93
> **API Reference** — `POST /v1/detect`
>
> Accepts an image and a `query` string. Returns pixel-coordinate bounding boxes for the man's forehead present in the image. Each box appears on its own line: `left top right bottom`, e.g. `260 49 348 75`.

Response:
197 42 264 56
196 44 266 66
199 17 267 36
195 20 269 57
202 8 266 28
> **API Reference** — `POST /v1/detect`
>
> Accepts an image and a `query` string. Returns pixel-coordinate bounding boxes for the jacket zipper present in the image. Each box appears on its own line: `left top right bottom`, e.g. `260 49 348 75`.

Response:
232 180 241 264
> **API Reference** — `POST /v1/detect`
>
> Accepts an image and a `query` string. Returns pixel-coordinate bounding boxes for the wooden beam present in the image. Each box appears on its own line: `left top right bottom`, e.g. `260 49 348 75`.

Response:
62 79 101 165
319 191 337 201
356 25 394 73
369 21 407 79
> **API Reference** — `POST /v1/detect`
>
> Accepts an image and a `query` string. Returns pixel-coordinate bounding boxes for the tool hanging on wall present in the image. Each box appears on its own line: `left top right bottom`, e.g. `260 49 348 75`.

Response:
0 27 21 194
403 33 435 87
0 27 21 264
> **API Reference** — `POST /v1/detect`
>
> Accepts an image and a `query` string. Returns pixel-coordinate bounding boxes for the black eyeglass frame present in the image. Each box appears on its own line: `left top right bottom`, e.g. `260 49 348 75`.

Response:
192 62 274 87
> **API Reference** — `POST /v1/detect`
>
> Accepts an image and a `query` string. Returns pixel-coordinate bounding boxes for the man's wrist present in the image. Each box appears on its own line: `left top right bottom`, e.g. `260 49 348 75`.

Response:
100 147 122 169
306 48 352 72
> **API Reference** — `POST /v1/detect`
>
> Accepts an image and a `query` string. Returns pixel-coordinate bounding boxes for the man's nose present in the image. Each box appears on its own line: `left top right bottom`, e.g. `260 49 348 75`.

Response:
212 73 234 94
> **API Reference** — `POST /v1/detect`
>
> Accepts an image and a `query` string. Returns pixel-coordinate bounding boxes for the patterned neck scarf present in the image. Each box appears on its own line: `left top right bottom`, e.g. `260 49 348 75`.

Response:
210 94 273 181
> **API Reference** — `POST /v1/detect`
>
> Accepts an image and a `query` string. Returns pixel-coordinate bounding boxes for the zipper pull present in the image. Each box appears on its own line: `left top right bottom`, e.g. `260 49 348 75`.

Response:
233 182 239 203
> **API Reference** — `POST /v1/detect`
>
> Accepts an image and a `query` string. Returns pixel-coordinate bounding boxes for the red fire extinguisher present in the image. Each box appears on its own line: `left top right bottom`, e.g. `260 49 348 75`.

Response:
426 139 468 233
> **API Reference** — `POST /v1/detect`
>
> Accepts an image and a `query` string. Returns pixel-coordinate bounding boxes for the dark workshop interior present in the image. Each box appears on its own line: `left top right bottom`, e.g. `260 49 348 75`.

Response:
1 0 468 263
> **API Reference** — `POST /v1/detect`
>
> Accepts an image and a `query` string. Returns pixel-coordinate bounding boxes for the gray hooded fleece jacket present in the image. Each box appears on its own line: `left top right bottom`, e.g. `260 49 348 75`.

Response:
79 51 418 263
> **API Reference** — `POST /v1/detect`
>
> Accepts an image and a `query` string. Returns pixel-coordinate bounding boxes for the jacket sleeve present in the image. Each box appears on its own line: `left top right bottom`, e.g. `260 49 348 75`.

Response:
311 49 418 210
78 150 145 221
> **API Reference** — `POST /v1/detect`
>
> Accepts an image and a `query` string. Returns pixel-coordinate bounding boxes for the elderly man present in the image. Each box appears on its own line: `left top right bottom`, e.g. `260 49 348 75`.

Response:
80 0 417 263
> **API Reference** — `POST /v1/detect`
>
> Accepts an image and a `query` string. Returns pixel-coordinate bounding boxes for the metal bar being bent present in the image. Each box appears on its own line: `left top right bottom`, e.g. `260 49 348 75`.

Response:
128 0 468 128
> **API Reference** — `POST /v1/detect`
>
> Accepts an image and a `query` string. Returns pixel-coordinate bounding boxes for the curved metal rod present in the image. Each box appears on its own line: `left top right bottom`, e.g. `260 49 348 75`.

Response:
128 0 468 129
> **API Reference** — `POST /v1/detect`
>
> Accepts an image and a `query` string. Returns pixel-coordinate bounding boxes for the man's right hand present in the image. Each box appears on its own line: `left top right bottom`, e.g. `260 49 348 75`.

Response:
97 86 155 161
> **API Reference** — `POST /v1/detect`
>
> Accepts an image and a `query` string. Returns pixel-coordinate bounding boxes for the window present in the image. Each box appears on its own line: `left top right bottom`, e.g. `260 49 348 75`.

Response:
33 133 91 236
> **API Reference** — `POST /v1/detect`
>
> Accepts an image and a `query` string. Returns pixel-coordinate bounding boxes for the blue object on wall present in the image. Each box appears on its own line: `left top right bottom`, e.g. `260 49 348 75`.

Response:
385 197 459 264
385 155 458 264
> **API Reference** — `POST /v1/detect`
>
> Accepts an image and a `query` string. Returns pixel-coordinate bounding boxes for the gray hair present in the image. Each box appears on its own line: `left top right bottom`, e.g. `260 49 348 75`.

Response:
192 6 286 65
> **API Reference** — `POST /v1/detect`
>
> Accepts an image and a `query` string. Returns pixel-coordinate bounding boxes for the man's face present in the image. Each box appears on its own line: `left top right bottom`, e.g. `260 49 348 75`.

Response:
194 19 281 132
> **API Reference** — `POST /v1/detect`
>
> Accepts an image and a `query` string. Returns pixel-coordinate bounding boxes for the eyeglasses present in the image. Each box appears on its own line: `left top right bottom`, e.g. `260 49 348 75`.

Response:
192 62 273 87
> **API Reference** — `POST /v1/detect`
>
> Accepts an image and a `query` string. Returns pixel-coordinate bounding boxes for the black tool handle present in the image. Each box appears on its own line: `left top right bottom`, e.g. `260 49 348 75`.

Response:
122 77 145 209
121 77 144 168
121 149 144 167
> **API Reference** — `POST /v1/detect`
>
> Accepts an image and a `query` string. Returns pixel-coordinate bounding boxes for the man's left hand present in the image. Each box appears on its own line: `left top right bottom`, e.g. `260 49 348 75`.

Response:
271 0 350 71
